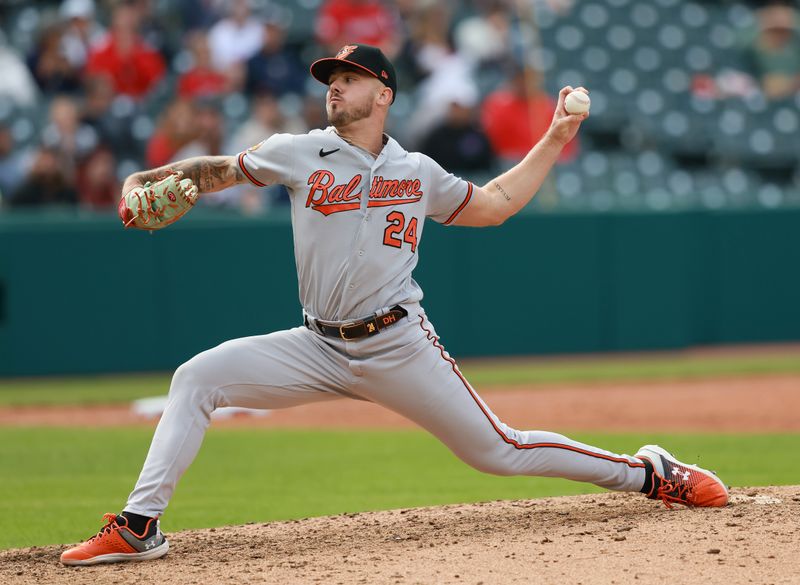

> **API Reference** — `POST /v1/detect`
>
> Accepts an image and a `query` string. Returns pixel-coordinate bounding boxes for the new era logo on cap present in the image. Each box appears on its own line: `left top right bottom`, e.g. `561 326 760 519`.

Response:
310 44 397 103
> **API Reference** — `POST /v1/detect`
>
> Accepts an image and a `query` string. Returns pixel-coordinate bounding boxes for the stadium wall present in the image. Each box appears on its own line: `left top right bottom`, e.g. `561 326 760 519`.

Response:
1 209 798 376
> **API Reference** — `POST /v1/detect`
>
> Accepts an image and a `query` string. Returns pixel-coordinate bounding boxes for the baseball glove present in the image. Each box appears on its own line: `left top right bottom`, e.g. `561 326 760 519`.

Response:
118 170 199 230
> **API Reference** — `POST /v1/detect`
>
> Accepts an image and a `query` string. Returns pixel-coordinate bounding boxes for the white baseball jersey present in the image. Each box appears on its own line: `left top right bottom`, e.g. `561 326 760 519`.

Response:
236 127 474 321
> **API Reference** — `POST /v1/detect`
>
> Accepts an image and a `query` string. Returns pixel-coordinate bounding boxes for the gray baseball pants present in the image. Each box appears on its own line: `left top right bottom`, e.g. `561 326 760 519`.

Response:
125 303 646 517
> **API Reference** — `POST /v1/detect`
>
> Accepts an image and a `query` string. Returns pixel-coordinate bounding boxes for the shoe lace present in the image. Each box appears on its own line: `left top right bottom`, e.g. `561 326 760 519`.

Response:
88 513 121 542
656 480 693 509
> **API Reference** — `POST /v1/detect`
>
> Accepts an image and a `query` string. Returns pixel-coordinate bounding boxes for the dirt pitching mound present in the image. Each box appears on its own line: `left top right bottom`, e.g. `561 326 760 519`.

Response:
3 486 798 585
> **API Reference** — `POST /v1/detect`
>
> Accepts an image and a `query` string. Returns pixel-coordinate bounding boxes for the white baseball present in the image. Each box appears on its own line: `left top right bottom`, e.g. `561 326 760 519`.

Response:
564 91 590 115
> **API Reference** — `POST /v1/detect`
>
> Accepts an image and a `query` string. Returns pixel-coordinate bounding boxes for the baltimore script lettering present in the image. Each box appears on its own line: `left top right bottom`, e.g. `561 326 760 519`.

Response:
305 170 363 215
305 172 424 216
367 176 423 207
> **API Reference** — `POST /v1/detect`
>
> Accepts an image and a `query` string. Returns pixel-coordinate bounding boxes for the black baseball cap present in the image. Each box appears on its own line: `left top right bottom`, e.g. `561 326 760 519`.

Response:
310 44 397 103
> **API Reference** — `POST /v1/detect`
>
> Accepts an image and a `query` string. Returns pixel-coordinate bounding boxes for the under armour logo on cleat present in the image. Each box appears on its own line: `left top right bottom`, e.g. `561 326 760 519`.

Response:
145 541 155 550
673 466 690 481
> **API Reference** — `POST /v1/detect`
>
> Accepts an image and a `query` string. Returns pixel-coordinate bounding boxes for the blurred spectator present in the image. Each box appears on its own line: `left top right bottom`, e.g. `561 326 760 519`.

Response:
420 95 495 176
133 0 174 61
740 2 800 99
27 24 83 94
406 2 452 74
226 94 298 212
178 31 232 99
208 0 264 70
59 0 105 72
79 76 138 160
84 1 166 99
172 100 225 161
453 1 512 68
480 66 578 166
177 0 225 32
404 4 477 147
81 75 121 147
41 95 99 179
245 21 307 97
228 93 305 154
146 98 197 168
76 146 119 209
0 124 32 201
172 101 246 208
315 0 402 58
386 0 435 88
9 147 78 207
0 32 40 108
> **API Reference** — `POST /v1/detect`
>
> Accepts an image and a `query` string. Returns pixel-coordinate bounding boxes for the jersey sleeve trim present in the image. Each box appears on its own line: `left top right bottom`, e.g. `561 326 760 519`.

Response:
443 182 474 226
237 152 268 187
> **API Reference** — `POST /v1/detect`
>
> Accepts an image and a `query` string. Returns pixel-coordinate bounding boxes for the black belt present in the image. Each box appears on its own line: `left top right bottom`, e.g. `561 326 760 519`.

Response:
308 306 408 340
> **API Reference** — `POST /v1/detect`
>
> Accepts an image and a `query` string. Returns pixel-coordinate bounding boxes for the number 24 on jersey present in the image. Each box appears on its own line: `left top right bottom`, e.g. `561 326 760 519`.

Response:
383 211 418 253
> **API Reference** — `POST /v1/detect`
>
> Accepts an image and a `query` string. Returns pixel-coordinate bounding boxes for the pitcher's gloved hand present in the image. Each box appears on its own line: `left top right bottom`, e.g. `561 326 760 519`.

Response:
118 170 199 230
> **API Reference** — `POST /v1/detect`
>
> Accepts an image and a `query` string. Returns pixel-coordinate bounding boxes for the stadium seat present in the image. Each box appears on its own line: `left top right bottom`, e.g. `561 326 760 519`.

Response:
712 98 800 172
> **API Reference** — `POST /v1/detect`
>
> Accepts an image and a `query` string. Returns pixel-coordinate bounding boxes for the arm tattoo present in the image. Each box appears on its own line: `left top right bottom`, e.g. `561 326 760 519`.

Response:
494 181 511 202
121 156 240 199
122 156 246 198
174 157 242 193
126 156 243 195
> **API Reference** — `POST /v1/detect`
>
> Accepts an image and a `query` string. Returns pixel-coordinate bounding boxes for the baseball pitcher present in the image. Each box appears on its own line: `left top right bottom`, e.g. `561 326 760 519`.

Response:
62 44 728 566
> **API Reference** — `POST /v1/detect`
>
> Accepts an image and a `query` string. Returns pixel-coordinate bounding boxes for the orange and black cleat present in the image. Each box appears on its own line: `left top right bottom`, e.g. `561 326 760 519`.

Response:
60 513 169 566
636 445 729 508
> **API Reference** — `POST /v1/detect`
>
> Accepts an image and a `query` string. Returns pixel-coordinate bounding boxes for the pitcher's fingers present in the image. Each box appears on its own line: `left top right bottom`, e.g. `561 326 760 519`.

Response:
180 178 196 192
556 86 575 115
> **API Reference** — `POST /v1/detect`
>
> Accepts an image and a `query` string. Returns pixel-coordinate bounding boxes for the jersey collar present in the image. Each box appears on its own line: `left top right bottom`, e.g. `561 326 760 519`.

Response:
325 126 398 162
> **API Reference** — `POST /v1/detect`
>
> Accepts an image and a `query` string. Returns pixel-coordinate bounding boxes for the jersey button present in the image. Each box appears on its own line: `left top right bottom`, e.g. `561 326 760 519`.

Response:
358 250 364 256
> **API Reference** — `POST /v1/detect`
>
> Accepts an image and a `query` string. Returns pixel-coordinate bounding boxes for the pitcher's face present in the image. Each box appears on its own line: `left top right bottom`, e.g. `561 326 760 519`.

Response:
326 68 382 127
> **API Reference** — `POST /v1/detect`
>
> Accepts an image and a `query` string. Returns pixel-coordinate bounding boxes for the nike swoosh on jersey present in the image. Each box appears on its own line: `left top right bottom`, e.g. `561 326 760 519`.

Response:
319 148 340 157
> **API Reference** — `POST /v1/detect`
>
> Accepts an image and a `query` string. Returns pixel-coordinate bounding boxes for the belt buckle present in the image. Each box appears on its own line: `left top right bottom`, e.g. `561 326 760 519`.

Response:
339 320 357 340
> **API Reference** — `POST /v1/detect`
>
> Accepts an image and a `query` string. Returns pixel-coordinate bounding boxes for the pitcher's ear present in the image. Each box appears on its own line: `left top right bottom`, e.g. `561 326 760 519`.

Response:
378 87 393 106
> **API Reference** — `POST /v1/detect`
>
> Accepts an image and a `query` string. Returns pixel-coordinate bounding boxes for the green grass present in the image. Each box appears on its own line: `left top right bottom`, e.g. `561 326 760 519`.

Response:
0 373 171 406
1 428 797 550
461 352 800 387
1 350 798 406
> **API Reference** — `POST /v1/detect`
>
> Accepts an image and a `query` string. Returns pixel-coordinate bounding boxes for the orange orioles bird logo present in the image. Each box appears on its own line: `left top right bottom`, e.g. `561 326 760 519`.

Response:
336 45 358 59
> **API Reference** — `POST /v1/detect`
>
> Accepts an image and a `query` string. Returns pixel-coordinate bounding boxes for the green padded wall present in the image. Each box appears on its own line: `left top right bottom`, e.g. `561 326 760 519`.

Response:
1 208 798 376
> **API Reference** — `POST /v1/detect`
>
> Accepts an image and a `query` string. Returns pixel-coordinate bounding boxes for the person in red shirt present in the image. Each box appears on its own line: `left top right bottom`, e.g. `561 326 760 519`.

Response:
481 66 578 166
315 0 401 58
85 1 165 99
177 31 233 99
145 98 197 168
